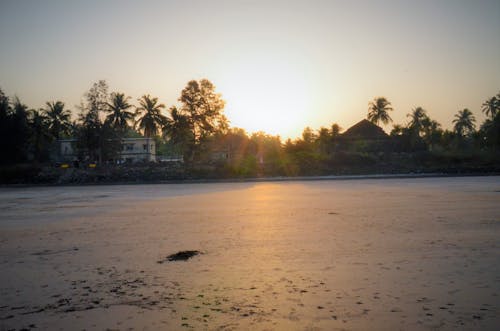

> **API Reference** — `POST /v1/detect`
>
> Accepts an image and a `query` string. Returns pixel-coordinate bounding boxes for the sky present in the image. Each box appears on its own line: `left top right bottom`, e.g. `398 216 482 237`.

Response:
1 0 499 139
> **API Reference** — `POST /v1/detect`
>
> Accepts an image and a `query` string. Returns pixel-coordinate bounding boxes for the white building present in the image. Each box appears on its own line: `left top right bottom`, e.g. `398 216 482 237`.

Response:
120 138 156 162
58 138 156 163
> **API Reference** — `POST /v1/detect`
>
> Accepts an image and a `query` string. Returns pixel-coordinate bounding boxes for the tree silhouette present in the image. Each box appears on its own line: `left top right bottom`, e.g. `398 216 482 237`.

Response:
44 101 71 140
301 127 316 145
479 115 500 149
106 92 134 131
11 97 30 162
316 127 330 154
76 80 109 162
29 109 51 162
453 108 476 137
86 80 109 119
135 95 167 138
179 79 227 142
422 118 442 150
368 97 393 125
330 123 342 137
164 106 193 157
407 107 429 136
481 95 499 119
0 89 12 164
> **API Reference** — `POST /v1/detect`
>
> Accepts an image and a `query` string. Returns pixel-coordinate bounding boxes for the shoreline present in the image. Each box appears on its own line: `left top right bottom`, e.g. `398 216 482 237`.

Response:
1 177 498 330
2 171 499 188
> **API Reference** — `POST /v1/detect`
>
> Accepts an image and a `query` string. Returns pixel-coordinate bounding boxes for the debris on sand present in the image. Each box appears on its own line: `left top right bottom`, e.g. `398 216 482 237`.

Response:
158 250 201 263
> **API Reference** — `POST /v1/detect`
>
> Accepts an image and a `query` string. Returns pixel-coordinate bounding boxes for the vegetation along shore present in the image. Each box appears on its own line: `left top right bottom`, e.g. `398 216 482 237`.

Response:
1 81 499 185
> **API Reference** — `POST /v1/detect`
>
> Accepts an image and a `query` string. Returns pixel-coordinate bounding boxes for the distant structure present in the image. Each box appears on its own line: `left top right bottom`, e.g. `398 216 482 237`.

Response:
58 137 156 163
341 119 389 140
120 138 156 162
338 119 391 152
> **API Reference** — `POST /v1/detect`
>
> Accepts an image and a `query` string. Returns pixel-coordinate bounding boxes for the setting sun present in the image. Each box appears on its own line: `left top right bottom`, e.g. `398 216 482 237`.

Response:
218 53 312 139
0 1 499 330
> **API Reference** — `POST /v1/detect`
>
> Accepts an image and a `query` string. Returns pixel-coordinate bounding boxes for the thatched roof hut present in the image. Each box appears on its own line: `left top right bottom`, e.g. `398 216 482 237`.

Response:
341 119 388 140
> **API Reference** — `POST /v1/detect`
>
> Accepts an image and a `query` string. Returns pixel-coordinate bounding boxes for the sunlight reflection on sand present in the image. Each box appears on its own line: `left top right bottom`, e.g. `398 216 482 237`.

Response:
0 177 498 330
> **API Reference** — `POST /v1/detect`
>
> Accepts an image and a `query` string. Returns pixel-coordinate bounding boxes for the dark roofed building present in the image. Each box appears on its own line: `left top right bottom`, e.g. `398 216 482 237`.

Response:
337 119 391 152
341 119 388 140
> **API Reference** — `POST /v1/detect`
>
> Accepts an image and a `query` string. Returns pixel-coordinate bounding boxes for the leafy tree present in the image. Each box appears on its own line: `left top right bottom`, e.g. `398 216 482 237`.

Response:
76 80 110 162
224 128 250 160
0 88 12 164
440 129 456 149
135 94 167 138
76 109 100 162
328 123 342 153
172 79 229 161
28 109 51 162
99 121 122 162
44 101 71 140
163 106 193 159
178 79 228 143
368 97 393 125
453 108 476 138
479 115 500 149
390 124 405 136
248 132 283 175
106 92 134 131
301 127 316 145
330 123 342 137
11 97 31 162
0 88 10 120
389 123 412 151
317 127 331 154
86 80 109 118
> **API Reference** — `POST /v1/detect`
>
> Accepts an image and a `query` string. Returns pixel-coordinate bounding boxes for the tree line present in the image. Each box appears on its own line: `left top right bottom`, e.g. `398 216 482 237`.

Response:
0 79 227 165
0 79 499 176
365 95 500 151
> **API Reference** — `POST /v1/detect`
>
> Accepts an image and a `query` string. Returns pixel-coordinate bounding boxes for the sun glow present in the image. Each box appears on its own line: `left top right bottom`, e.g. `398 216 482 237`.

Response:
218 55 312 140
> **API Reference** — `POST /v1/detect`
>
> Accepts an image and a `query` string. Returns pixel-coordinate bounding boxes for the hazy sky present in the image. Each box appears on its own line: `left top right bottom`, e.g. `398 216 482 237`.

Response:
1 0 499 138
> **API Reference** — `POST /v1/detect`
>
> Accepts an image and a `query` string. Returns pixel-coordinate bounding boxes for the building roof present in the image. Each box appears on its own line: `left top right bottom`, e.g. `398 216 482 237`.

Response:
341 119 389 140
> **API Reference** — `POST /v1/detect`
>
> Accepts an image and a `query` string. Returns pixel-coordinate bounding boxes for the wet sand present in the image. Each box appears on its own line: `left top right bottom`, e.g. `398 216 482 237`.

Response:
0 177 499 330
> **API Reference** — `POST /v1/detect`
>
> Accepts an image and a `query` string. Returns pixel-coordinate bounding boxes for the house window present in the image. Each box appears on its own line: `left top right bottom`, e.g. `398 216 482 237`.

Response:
124 144 134 151
143 144 147 151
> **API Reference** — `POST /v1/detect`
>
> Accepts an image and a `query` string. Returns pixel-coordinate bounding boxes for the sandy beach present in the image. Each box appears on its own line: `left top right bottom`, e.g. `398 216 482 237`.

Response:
0 176 499 330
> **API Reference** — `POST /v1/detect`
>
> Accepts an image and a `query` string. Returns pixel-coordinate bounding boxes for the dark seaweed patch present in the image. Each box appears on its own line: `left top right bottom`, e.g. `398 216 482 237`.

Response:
158 250 201 263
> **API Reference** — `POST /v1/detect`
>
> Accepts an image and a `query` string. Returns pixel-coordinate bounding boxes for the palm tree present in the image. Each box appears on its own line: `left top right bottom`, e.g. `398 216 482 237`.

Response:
44 101 71 140
453 108 476 137
404 107 431 150
106 92 134 131
368 97 393 125
407 107 429 136
163 106 194 159
135 95 167 138
422 118 442 150
481 96 499 119
29 109 50 162
164 106 192 144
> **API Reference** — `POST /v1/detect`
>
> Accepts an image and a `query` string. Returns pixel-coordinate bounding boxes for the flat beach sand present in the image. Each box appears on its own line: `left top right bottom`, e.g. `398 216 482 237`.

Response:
0 176 499 330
